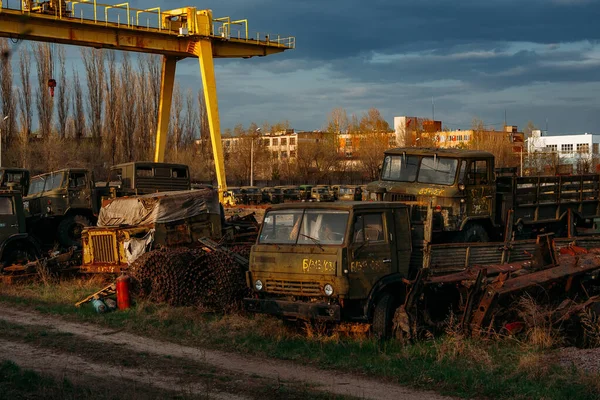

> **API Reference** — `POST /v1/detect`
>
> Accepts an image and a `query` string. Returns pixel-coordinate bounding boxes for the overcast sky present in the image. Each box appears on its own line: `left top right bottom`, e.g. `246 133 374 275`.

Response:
8 0 600 134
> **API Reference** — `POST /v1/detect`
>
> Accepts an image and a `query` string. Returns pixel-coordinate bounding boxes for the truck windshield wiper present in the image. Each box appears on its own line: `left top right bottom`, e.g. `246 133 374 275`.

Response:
299 234 324 251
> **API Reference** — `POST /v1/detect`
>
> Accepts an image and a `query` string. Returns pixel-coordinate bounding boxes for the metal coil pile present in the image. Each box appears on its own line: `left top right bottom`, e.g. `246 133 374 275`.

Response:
129 246 250 309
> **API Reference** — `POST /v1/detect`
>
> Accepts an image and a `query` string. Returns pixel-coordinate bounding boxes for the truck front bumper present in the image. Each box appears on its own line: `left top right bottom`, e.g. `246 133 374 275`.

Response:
244 298 341 321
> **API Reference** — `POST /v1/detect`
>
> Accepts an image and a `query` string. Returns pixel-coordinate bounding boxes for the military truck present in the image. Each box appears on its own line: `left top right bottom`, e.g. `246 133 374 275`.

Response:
0 168 29 196
244 202 412 337
335 185 363 201
0 190 40 271
244 201 600 338
25 162 191 247
310 186 334 202
366 147 600 242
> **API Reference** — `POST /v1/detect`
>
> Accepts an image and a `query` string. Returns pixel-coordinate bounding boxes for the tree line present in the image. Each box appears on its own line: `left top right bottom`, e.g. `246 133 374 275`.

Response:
3 40 559 186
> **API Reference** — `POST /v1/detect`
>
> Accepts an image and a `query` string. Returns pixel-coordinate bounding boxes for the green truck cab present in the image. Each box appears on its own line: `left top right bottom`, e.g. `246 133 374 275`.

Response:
366 147 600 242
0 190 40 271
0 168 29 196
244 201 412 336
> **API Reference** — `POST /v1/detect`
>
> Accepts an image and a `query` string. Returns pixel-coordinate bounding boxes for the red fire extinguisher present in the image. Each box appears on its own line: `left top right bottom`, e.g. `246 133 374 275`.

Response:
116 274 131 310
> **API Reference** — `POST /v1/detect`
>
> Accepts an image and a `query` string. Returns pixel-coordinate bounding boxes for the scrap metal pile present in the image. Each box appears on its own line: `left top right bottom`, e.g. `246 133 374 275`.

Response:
129 243 251 309
396 234 600 341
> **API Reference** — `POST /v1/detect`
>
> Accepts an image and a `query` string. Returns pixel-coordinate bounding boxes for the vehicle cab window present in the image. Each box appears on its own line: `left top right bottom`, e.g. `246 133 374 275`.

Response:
353 213 385 242
466 160 489 185
0 197 14 215
69 172 87 188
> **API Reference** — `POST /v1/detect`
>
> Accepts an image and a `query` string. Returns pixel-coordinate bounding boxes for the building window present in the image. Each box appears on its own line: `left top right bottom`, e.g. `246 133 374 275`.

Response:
290 150 297 158
289 137 296 145
594 144 599 154
281 138 287 146
546 144 557 152
561 144 573 153
272 138 279 146
577 143 589 153
264 138 271 146
281 151 288 159
272 151 278 159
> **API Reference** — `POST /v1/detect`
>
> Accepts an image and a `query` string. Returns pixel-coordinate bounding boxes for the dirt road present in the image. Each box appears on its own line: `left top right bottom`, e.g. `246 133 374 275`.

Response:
0 304 453 400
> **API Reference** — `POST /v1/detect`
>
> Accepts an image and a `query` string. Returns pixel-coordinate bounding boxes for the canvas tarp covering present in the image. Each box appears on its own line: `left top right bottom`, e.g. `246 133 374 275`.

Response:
97 189 220 227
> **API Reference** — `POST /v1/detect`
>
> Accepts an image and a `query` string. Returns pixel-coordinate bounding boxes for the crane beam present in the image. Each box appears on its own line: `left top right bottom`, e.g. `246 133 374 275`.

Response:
0 10 288 58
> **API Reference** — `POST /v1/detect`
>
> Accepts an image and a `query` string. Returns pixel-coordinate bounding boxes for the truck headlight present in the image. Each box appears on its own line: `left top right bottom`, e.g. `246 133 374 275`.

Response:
324 284 334 296
254 279 263 291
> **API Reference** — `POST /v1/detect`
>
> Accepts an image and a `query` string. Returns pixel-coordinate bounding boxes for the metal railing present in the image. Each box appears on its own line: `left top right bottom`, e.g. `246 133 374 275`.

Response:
0 1 295 48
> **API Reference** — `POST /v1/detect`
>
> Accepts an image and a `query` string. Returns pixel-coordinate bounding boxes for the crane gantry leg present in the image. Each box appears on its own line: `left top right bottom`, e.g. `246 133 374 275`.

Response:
154 55 177 164
193 39 227 202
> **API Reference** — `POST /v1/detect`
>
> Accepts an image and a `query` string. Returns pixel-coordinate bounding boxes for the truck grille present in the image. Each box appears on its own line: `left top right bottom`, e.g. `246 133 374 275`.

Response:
387 193 417 202
91 234 117 264
266 280 321 296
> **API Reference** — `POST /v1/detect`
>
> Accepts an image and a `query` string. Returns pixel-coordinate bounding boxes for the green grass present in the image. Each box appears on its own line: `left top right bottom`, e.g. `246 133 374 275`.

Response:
1 279 599 400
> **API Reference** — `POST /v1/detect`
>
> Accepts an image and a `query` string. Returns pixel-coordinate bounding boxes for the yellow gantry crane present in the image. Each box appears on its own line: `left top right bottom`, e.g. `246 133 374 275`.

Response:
0 1 294 200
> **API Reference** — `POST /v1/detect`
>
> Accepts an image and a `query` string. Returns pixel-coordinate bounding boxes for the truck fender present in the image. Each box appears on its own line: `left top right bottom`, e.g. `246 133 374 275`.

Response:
459 217 495 232
363 273 407 320
0 234 40 261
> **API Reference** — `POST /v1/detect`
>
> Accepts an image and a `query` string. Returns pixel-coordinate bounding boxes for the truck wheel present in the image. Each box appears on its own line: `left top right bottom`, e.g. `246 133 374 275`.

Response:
1 241 39 272
456 223 489 243
57 215 91 247
372 293 396 339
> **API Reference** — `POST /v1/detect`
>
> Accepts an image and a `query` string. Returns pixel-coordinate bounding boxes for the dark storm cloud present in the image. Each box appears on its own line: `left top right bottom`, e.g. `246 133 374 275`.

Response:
151 0 600 132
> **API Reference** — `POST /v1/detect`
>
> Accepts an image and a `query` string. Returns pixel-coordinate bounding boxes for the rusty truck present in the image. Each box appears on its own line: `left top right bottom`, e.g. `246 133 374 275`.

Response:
244 201 600 338
80 187 225 274
366 147 600 242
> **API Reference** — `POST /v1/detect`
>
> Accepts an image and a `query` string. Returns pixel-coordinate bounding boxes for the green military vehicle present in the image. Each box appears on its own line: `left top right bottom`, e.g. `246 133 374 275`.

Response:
0 168 30 196
310 186 334 202
335 185 363 201
0 190 40 271
244 201 412 337
366 147 600 242
25 162 191 247
244 201 600 338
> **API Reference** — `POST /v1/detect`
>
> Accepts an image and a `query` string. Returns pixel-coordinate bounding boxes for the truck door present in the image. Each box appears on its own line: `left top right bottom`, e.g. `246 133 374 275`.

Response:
392 207 411 277
68 171 91 210
0 195 20 243
347 211 393 299
463 159 494 217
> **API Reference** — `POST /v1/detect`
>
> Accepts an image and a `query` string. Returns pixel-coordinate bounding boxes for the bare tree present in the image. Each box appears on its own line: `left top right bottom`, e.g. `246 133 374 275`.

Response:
103 50 119 164
81 48 105 141
0 39 17 145
55 46 70 138
324 107 349 133
468 118 516 168
17 47 33 167
33 43 55 138
120 52 138 161
72 69 86 140
169 83 184 154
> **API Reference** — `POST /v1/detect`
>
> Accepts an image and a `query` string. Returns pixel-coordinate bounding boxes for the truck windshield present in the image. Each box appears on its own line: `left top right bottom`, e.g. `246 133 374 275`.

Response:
259 209 349 245
28 176 46 195
381 155 419 182
417 157 458 185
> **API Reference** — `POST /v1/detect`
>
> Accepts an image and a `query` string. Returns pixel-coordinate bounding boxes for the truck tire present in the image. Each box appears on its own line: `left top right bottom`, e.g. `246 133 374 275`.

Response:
57 215 91 248
1 241 39 272
456 223 489 243
372 293 396 339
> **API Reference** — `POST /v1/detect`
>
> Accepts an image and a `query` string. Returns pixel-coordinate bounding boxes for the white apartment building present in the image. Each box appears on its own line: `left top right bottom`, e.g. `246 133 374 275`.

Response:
529 130 600 165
